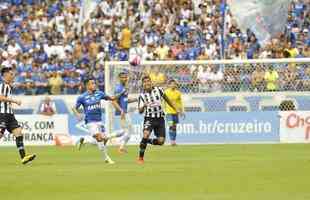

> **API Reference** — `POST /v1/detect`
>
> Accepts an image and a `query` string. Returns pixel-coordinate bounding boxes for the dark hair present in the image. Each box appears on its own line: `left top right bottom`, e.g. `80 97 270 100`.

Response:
279 100 296 111
283 49 291 58
83 77 95 86
141 75 151 82
118 71 128 77
168 79 177 84
1 67 12 76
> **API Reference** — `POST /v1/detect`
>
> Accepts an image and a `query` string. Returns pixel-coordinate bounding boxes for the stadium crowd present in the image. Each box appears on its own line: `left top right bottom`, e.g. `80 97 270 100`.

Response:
0 0 309 95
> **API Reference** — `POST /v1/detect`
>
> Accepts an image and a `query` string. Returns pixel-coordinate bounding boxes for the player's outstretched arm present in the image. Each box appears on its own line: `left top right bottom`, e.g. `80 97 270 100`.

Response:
138 104 147 113
128 97 138 103
72 107 83 121
108 96 125 118
138 96 146 113
110 100 124 113
114 90 125 99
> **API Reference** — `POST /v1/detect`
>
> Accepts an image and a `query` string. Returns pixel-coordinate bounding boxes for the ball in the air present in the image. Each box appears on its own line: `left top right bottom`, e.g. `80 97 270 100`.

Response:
129 55 141 66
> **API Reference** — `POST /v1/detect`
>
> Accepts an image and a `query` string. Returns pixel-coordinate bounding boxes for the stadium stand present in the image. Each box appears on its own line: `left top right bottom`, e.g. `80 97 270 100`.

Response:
0 0 309 100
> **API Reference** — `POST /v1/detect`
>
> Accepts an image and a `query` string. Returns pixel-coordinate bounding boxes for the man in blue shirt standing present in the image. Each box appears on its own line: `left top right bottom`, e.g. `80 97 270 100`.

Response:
72 78 125 164
114 72 137 153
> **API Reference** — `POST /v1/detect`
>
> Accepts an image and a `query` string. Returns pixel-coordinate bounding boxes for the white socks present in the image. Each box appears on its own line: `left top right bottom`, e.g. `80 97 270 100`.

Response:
107 130 125 140
97 141 109 160
84 136 97 145
120 133 130 148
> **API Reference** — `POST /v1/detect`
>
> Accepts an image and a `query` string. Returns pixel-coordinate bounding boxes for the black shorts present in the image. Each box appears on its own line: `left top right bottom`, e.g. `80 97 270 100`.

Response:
143 117 166 138
0 113 20 133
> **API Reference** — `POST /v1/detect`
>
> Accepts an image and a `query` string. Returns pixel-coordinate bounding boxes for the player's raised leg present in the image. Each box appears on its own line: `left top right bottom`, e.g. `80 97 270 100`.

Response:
137 118 165 164
167 115 178 146
77 137 85 150
88 122 114 164
12 127 36 164
118 116 133 153
93 134 114 164
76 135 97 150
151 118 166 146
106 129 125 140
138 127 151 164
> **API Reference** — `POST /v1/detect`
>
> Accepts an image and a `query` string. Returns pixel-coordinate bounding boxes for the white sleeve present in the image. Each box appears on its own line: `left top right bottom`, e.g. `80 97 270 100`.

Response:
40 104 44 112
138 95 145 110
0 84 4 96
52 102 57 113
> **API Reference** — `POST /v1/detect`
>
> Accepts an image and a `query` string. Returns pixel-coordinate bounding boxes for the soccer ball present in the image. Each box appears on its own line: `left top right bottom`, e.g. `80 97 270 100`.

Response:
129 55 141 66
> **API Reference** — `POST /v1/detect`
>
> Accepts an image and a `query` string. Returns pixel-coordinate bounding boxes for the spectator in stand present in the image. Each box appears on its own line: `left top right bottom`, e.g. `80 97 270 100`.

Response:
33 72 48 95
303 44 310 57
14 72 25 95
149 66 166 87
7 39 22 57
283 64 298 90
39 96 56 116
0 0 308 95
88 38 100 60
155 40 170 60
246 34 260 59
227 67 241 92
24 71 34 95
208 65 224 92
264 66 279 91
48 71 63 95
251 65 265 92
92 63 105 92
301 67 310 91
64 71 80 95
120 23 132 50
197 65 211 92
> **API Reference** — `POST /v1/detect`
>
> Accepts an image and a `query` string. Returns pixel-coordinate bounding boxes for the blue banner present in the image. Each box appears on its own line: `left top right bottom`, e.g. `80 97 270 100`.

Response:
174 112 279 144
68 112 280 144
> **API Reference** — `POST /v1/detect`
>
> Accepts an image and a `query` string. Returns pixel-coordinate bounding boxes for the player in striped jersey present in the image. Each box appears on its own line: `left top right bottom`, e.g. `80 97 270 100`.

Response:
0 67 36 164
164 79 185 146
137 76 181 164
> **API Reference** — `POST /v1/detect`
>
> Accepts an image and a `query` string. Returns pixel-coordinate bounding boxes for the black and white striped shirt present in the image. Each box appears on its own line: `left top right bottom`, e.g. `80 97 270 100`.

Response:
0 83 13 114
138 87 165 118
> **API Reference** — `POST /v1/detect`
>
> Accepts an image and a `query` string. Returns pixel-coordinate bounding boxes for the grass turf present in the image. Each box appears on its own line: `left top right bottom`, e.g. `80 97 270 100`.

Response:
0 144 310 200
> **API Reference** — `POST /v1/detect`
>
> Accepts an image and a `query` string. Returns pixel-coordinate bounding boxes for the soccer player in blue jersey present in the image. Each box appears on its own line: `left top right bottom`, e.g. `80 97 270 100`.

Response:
114 72 137 153
72 78 125 164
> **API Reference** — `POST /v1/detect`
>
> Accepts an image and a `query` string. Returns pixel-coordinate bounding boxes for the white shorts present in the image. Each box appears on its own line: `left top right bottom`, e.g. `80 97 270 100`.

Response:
86 122 105 137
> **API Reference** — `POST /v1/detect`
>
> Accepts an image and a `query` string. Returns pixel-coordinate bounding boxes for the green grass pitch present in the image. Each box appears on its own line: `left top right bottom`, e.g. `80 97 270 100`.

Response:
1 144 310 200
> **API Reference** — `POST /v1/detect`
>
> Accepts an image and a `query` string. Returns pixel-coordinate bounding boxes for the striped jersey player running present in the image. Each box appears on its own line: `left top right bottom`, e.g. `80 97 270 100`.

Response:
137 76 182 164
0 67 36 164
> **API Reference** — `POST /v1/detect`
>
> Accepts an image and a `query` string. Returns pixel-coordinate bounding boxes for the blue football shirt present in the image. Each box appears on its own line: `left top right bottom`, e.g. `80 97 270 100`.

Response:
114 83 128 116
75 91 109 124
